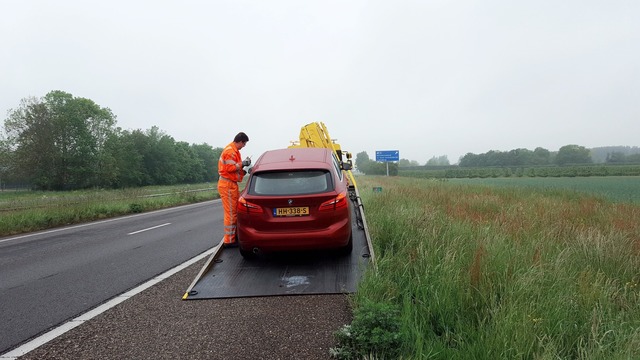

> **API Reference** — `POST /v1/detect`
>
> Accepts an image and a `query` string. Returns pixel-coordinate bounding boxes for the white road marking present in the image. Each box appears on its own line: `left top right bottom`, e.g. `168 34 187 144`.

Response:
127 223 171 235
0 244 220 359
0 200 219 244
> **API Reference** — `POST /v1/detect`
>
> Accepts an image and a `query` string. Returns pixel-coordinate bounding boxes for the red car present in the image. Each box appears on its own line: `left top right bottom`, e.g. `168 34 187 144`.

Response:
236 147 353 259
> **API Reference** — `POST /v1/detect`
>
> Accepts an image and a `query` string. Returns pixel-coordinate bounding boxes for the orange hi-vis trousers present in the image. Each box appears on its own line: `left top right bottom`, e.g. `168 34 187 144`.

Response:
218 178 239 245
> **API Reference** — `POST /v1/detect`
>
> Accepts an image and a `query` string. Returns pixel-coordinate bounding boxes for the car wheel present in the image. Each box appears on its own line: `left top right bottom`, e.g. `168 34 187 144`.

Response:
337 233 353 256
239 247 257 260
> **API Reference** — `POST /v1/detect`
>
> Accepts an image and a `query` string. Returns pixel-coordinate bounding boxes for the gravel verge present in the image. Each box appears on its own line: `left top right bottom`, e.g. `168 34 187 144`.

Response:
18 258 353 360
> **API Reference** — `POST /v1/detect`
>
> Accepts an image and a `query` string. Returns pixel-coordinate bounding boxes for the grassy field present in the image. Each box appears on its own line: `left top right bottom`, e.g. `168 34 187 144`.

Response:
3 177 640 358
0 184 220 236
338 176 640 359
448 176 640 205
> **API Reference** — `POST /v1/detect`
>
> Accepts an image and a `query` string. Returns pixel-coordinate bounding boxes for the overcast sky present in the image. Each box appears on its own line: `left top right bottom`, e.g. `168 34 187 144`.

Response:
2 1 639 164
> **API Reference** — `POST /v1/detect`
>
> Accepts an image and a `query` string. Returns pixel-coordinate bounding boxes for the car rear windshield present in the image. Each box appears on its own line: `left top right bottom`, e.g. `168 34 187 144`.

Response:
249 170 333 195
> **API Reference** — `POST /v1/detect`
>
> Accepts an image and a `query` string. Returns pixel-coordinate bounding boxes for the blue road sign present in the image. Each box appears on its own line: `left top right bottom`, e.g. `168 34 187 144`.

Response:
376 150 399 162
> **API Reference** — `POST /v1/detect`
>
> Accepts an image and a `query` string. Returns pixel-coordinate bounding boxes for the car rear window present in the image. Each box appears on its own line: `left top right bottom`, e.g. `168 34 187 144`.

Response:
249 170 333 195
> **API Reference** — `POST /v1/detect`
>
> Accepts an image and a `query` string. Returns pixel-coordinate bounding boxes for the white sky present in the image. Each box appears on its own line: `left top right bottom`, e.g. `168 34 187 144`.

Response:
2 1 639 164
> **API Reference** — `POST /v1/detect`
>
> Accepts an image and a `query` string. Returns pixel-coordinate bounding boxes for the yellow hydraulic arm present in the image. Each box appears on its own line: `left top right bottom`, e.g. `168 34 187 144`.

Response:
289 122 358 190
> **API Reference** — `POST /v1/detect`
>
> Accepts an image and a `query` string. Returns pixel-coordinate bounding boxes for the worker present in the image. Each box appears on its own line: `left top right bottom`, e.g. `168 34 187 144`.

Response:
217 132 250 247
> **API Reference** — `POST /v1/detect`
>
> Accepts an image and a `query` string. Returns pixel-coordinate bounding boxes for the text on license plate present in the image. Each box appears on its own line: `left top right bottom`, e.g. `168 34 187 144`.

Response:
273 207 310 216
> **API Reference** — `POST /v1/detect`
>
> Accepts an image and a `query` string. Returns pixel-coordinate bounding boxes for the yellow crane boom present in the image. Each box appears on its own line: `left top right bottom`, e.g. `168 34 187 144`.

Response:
289 122 357 189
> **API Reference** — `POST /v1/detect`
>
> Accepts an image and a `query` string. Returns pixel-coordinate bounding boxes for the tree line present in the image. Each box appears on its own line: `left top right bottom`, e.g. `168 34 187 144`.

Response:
3 91 638 188
1 91 222 190
460 146 581 167
459 145 640 167
355 145 640 177
355 146 640 175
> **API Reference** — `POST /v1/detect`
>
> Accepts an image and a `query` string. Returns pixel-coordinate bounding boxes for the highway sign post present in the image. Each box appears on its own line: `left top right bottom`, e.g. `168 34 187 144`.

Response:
375 150 399 176
375 150 399 162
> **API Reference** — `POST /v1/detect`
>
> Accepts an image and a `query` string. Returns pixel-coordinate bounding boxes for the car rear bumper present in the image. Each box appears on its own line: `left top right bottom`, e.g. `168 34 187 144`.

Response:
237 217 352 252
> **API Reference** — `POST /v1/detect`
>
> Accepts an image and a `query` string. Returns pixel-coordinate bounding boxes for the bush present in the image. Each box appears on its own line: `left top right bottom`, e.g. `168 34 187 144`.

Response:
330 301 402 359
129 203 144 213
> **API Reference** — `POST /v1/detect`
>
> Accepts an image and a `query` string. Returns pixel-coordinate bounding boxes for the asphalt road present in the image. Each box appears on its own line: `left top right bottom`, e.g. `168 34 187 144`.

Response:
0 200 223 354
15 257 352 360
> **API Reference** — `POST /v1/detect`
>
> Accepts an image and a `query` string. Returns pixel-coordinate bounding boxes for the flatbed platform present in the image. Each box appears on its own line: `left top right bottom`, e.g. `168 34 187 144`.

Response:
183 189 374 299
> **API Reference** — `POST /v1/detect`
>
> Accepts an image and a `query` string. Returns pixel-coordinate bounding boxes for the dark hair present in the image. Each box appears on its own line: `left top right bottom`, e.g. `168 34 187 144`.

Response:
234 132 249 143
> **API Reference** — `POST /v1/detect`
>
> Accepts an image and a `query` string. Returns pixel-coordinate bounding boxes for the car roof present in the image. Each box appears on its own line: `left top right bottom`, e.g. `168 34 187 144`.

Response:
253 148 334 172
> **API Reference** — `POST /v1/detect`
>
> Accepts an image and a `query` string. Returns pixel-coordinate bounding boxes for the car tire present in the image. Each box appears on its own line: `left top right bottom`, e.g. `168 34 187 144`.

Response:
337 233 353 256
239 247 257 260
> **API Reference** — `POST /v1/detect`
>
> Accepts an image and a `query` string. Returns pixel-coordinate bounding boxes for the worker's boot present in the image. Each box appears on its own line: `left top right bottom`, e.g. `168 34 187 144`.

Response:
222 236 238 248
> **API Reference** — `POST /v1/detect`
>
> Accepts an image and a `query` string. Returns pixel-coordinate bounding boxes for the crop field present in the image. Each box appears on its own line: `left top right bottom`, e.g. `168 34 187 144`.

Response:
447 176 640 205
340 175 640 359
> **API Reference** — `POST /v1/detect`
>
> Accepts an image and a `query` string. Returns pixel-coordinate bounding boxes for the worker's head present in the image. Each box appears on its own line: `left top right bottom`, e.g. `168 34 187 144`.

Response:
234 132 249 149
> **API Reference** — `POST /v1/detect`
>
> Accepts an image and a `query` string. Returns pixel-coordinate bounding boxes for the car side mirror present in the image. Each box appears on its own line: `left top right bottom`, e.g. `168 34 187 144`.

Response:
341 162 352 171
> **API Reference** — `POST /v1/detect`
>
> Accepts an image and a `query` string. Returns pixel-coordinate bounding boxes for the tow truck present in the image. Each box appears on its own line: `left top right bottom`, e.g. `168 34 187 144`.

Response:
182 122 374 299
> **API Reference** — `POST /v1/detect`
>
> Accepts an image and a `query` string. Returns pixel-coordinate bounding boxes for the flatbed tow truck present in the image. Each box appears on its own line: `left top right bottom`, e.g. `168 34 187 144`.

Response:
182 122 374 299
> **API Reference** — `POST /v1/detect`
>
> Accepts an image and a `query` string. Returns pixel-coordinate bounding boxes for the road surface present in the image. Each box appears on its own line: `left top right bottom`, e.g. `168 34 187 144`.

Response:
0 200 222 354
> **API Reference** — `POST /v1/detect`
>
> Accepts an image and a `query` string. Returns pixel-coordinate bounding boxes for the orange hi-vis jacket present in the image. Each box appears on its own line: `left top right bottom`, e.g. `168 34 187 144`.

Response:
218 141 244 245
218 142 245 183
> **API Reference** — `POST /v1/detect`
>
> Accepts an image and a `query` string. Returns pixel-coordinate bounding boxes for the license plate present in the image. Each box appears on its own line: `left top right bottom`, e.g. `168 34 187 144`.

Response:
273 207 309 217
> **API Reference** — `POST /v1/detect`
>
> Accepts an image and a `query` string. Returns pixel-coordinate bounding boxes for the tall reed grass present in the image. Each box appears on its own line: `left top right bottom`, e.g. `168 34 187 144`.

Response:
352 176 640 359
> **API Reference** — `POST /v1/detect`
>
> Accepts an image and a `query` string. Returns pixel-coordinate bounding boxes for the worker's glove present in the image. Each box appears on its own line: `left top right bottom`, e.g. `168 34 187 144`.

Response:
242 157 251 167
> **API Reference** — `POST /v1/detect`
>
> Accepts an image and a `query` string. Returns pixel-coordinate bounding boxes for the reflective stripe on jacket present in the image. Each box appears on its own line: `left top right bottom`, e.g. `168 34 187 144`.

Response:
218 142 244 183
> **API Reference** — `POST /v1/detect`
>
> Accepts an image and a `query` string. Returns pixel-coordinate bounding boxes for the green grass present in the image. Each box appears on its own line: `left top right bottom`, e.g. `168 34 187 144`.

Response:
344 176 640 359
4 177 640 358
0 183 220 236
448 176 640 204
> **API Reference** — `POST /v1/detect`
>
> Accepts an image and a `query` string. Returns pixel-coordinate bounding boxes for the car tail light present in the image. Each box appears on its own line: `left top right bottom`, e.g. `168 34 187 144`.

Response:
238 197 263 214
319 191 348 211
